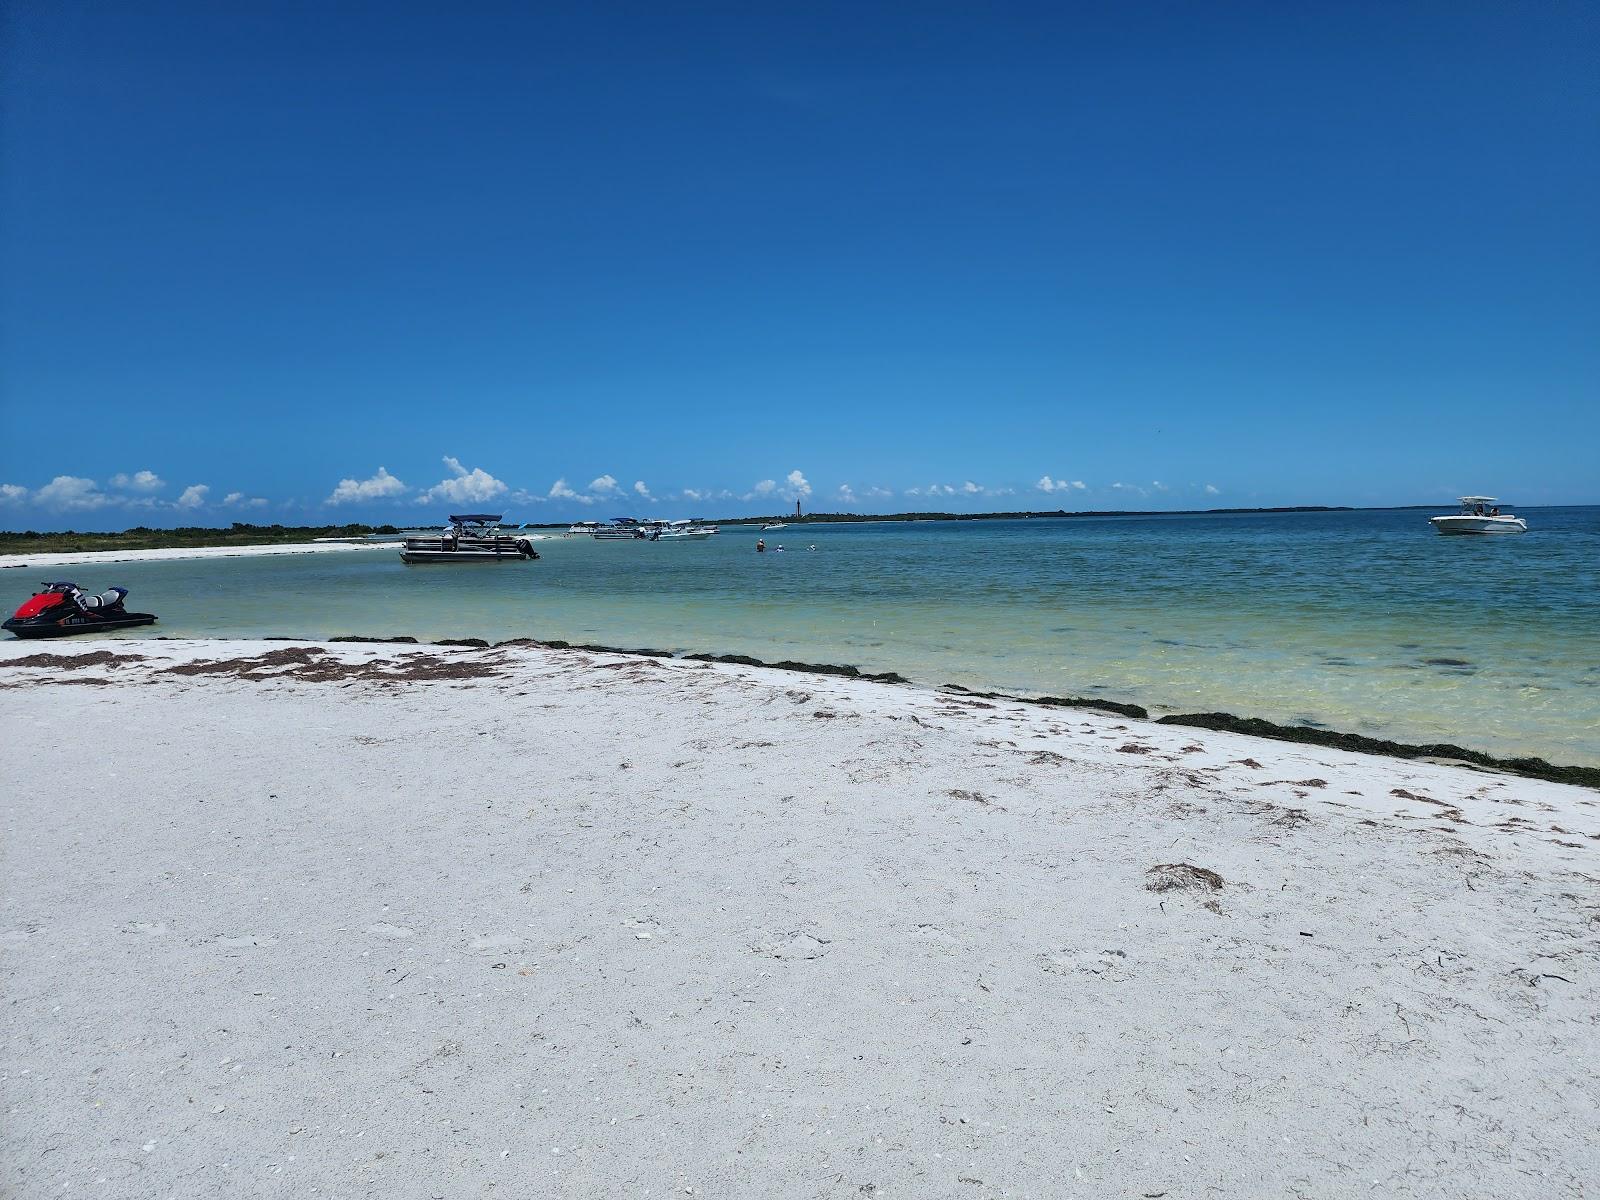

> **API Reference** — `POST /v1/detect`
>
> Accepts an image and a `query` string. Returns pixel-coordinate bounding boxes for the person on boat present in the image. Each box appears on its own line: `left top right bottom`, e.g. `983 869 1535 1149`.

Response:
756 538 766 553
1490 506 1500 516
1474 502 1484 515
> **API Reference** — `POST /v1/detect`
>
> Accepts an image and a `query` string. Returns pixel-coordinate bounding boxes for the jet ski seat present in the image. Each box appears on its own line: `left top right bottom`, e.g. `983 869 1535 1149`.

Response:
83 588 127 610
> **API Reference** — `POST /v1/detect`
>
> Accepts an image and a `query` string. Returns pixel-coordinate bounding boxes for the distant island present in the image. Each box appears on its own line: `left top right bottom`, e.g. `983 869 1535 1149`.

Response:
0 523 402 556
0 507 1378 554
694 505 1357 526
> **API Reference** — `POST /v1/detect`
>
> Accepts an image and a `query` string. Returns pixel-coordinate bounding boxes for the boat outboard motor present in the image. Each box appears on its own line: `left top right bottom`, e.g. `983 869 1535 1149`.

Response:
514 538 539 559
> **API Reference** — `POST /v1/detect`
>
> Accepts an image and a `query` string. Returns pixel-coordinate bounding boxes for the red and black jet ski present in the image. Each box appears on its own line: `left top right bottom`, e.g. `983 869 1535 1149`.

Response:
3 582 158 639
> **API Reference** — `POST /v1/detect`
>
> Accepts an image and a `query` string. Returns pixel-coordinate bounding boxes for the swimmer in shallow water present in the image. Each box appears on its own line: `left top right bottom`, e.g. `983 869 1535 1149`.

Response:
756 538 765 553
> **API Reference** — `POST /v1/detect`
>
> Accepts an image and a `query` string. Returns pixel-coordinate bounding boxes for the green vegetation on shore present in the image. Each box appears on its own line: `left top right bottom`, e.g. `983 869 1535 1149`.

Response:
519 505 1355 529
708 505 1354 525
0 523 398 556
0 505 1428 550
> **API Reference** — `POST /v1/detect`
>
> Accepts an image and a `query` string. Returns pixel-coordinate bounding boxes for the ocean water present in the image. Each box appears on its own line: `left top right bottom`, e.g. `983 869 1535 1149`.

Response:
14 507 1600 766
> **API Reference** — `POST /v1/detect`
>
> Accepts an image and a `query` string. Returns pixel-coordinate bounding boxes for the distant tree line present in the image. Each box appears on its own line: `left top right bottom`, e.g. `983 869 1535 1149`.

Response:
2 507 1364 553
0 523 401 555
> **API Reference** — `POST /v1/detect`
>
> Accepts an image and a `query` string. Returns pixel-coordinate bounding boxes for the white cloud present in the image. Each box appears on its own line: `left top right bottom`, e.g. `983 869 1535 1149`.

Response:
746 472 809 502
633 480 652 500
1204 483 1220 496
174 484 210 509
589 474 621 497
1152 480 1169 492
34 476 113 511
548 478 591 504
1037 475 1088 494
681 488 705 502
327 466 408 506
865 486 894 498
0 483 27 504
418 456 509 505
837 483 857 503
110 470 165 492
961 481 981 494
904 487 921 497
926 483 958 497
223 491 269 509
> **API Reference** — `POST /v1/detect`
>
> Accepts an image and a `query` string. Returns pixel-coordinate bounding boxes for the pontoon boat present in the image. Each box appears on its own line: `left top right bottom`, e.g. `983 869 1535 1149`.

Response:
593 518 647 540
399 515 541 562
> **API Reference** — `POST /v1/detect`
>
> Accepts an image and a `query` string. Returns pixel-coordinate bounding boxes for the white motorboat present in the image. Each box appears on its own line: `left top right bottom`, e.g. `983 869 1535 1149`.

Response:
655 519 716 540
761 521 787 531
1428 496 1527 535
399 514 540 563
566 521 601 537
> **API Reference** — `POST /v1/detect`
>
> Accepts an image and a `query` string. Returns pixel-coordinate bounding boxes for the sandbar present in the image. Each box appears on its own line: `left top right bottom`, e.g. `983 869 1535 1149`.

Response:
2 639 1594 1197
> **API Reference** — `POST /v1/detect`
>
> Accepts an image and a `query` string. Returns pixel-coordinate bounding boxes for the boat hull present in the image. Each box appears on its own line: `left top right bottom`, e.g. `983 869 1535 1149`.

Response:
1428 516 1527 535
398 535 539 563
399 549 531 562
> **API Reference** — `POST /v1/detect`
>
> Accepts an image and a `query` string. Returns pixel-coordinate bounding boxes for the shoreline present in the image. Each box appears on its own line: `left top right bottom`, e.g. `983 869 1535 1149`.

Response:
2 637 1595 1196
0 540 395 570
29 630 1599 788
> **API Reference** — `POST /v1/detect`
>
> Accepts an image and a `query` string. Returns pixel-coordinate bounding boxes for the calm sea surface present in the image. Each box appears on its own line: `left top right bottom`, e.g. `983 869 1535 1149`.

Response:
18 507 1600 766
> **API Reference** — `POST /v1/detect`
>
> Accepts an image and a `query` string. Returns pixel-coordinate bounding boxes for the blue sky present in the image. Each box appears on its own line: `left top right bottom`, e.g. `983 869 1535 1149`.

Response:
2 1 1595 526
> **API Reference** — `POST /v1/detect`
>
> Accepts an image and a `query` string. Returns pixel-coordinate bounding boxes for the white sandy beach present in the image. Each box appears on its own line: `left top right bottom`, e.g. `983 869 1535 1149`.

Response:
2 639 1595 1198
0 540 398 571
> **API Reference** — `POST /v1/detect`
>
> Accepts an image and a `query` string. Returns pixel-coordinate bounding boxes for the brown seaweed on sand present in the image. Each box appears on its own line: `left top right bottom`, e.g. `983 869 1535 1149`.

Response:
1145 863 1224 893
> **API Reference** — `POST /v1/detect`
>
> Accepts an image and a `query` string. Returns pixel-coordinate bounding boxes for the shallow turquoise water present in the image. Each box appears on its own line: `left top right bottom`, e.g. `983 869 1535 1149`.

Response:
12 507 1599 766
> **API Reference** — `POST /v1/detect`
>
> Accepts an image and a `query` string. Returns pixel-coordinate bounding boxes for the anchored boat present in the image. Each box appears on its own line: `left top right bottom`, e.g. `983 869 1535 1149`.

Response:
656 519 718 540
593 518 647 540
399 514 541 563
1428 496 1528 535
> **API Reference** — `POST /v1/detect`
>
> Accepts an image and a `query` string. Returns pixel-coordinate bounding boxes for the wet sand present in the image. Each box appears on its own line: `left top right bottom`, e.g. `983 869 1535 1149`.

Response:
2 639 1596 1198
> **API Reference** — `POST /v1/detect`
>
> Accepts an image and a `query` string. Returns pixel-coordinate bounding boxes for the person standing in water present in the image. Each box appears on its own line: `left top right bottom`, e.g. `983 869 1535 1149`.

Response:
756 538 766 553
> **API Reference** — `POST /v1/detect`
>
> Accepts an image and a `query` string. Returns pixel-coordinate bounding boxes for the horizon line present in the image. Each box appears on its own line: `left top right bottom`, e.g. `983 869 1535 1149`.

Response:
5 500 1585 537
